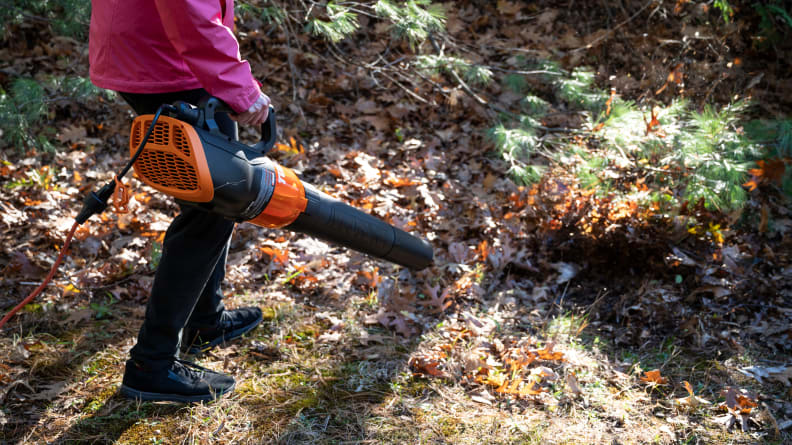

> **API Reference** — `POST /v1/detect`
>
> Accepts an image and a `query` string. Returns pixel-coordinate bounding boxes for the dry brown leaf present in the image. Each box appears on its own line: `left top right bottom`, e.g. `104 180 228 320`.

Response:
675 380 711 408
531 366 559 382
385 176 419 188
566 372 582 396
534 343 565 361
496 0 522 15
744 159 787 191
640 369 669 385
643 107 662 136
57 125 87 143
64 308 93 325
719 387 759 432
409 354 448 378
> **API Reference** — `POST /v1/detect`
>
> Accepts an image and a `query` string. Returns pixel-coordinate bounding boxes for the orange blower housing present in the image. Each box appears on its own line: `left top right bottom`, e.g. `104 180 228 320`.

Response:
129 107 433 270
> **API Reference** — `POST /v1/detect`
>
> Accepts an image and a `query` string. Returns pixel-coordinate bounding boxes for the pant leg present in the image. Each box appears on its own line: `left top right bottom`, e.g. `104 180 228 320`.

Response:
184 102 240 328
183 237 230 328
129 207 235 367
119 89 239 368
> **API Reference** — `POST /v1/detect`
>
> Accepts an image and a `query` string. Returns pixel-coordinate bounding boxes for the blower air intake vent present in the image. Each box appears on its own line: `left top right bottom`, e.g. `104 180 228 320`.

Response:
135 150 199 191
129 115 214 203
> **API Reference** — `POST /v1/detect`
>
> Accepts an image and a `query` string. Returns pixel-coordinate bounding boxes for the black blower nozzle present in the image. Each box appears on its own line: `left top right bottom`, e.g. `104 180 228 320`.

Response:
288 183 433 270
128 98 434 270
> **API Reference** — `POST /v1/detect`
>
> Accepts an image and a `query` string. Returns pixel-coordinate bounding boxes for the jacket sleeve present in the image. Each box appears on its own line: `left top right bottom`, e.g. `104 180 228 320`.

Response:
153 0 260 113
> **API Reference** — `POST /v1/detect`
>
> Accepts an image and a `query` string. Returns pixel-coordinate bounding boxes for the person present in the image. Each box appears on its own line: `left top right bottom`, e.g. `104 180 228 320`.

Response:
88 0 270 403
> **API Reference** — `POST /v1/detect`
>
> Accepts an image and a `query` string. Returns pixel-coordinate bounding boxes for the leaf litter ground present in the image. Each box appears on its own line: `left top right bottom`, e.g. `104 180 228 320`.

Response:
1 1 791 443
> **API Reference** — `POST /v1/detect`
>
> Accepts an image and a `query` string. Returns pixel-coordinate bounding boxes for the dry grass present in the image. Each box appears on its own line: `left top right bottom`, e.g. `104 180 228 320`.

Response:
2 281 787 445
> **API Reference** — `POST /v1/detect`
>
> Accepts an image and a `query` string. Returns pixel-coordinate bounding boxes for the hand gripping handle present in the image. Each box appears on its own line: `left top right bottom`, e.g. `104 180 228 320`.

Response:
200 97 277 154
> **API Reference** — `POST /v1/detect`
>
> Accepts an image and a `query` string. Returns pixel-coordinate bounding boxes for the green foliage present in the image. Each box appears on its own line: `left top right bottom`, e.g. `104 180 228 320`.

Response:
664 101 760 210
754 1 792 43
587 98 763 211
147 241 163 272
237 1 286 24
557 68 609 113
487 55 784 215
296 0 445 46
90 294 118 320
0 0 90 38
489 123 544 185
306 2 359 43
375 0 445 46
414 54 492 86
53 76 110 100
0 78 48 151
503 74 527 94
0 76 113 152
713 0 735 23
521 95 550 116
713 0 791 42
3 166 58 190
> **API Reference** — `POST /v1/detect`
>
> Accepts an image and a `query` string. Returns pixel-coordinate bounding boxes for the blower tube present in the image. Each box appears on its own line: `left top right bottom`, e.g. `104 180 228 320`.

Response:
128 100 433 270
288 183 433 269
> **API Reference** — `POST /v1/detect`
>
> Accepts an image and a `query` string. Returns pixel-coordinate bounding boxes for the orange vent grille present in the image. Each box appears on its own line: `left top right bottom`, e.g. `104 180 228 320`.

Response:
129 115 213 203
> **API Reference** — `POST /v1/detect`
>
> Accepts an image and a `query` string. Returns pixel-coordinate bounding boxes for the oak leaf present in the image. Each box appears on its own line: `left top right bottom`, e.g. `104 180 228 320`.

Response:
743 159 786 191
675 380 711 408
260 246 289 265
533 342 564 361
643 108 662 136
640 369 669 385
566 372 583 396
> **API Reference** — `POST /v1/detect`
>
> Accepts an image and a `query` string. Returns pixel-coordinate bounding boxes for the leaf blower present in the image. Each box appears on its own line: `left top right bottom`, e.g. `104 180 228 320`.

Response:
124 98 433 270
0 98 432 331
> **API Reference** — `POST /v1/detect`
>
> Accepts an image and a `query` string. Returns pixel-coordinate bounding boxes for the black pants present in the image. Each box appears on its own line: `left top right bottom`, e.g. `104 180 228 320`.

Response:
120 89 237 370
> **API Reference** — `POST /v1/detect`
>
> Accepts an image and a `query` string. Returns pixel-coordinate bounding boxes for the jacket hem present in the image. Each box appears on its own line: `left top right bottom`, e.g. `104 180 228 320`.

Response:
91 75 203 94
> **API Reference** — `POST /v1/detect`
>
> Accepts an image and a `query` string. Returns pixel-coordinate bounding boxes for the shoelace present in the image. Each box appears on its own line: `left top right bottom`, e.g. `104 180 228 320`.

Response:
173 359 208 381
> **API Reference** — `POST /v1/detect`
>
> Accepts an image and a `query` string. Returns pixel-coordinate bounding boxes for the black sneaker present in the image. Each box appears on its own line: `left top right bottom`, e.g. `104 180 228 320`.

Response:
120 359 235 403
181 307 263 355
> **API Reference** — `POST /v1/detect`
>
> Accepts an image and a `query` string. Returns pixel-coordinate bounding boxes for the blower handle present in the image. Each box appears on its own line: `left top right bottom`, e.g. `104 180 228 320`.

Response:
251 107 277 154
200 97 277 154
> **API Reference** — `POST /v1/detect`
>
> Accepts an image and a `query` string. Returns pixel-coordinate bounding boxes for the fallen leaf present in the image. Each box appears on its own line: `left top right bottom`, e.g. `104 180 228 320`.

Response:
531 366 559 382
566 372 582 396
534 343 565 361
643 107 662 136
675 380 711 408
744 159 787 191
355 99 378 114
409 353 448 378
57 125 86 143
64 308 93 325
29 382 67 401
385 176 419 188
655 63 684 95
739 365 792 386
640 369 669 385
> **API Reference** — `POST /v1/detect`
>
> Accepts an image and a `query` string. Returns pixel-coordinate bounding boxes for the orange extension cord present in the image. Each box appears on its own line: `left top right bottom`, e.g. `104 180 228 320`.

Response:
0 106 159 330
0 222 80 330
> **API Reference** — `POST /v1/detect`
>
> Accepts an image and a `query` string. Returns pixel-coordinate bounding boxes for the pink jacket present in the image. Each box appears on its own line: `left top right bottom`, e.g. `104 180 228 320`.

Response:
89 0 260 113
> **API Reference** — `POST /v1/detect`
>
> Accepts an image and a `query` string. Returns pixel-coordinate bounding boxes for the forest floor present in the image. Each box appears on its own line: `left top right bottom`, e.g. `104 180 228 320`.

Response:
1 1 791 444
